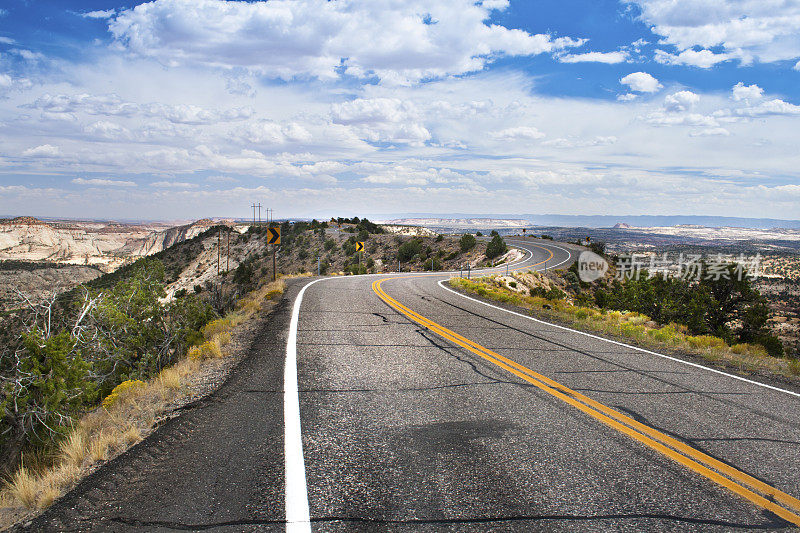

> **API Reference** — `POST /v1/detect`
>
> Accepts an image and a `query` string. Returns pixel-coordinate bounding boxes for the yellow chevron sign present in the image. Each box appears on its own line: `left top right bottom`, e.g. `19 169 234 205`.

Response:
267 227 281 245
355 241 364 252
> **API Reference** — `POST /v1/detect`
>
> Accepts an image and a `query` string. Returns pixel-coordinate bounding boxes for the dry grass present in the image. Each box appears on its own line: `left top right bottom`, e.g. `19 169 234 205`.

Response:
58 430 86 468
8 467 37 509
450 275 795 380
0 277 287 528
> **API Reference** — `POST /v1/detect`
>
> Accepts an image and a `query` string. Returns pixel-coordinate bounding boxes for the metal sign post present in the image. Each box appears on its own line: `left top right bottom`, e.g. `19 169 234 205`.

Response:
267 227 281 281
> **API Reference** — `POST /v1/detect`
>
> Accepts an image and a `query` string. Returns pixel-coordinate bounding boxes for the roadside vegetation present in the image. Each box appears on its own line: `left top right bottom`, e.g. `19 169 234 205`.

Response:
449 246 798 381
0 218 519 525
0 224 293 526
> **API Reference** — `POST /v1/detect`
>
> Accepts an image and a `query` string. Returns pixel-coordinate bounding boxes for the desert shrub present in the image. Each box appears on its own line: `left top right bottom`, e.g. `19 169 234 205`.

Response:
546 287 566 301
460 234 477 252
398 239 422 262
485 235 507 260
102 380 146 409
1 330 96 465
324 238 336 251
687 335 727 350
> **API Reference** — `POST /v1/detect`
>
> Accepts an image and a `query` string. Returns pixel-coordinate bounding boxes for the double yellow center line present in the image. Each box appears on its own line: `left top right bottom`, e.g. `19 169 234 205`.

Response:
372 276 800 527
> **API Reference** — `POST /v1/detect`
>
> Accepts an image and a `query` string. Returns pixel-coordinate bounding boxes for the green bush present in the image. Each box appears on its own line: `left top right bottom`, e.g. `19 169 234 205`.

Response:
485 235 507 259
460 234 477 252
398 239 422 262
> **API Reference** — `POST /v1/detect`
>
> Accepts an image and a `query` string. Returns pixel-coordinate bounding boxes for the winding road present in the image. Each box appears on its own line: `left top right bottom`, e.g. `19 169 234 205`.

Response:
26 238 800 532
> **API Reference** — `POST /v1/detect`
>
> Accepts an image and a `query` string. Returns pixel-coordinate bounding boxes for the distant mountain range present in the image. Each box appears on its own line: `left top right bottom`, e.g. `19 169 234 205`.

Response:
370 214 800 230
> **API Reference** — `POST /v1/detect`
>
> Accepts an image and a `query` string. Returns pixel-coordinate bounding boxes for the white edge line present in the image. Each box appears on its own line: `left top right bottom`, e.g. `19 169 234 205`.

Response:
285 278 324 532
436 278 800 399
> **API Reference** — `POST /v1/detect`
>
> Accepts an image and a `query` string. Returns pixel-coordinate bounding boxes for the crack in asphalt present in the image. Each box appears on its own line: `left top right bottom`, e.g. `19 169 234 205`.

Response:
574 388 747 396
413 326 524 388
241 382 511 394
110 512 788 530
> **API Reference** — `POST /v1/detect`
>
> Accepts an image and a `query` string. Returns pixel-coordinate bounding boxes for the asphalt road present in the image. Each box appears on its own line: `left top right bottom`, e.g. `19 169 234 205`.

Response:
25 238 800 531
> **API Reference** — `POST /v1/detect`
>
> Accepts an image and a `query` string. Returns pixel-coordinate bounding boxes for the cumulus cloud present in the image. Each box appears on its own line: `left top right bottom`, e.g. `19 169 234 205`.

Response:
690 127 731 137
109 0 585 84
723 99 800 117
0 73 32 95
72 177 137 187
26 93 254 125
81 9 116 19
558 50 628 64
235 121 313 145
619 72 662 93
625 0 800 65
27 93 138 116
84 120 131 139
654 48 731 68
489 126 545 141
331 98 431 144
22 144 61 157
664 90 699 112
732 82 764 102
150 180 197 188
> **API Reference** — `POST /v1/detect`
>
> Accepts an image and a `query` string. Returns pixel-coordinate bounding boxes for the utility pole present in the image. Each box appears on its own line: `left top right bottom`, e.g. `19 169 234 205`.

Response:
252 203 257 227
257 203 263 226
317 256 320 276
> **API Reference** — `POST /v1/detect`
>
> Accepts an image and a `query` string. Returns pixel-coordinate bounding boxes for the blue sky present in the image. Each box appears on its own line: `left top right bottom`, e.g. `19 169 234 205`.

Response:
1 0 799 221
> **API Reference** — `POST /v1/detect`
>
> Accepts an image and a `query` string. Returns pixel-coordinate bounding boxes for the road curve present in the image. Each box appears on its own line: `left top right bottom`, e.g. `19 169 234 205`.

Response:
25 238 800 532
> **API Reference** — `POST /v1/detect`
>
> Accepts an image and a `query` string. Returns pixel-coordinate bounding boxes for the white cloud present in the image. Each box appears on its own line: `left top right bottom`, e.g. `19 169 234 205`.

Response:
109 0 585 84
84 120 131 139
72 178 137 187
22 145 61 157
542 136 617 148
234 121 313 146
645 112 718 127
26 93 255 125
620 72 662 93
27 93 138 116
331 98 431 144
617 93 638 102
795 60 800 70
690 127 731 137
726 99 800 117
558 51 628 64
654 48 731 68
489 126 545 141
0 73 32 95
81 9 116 19
0 36 15 44
732 82 764 102
626 0 800 64
664 90 699 112
150 180 197 188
